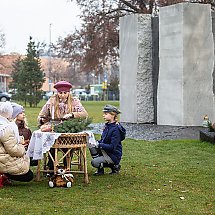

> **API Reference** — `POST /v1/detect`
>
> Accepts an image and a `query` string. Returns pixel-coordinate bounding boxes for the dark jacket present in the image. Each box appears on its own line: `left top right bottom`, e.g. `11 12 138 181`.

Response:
16 121 32 141
98 122 123 165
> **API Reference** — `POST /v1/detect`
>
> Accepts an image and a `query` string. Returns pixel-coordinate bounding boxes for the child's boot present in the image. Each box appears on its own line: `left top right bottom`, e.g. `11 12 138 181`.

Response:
0 174 11 187
93 164 104 176
0 174 4 188
1 174 11 186
3 175 12 185
109 164 121 174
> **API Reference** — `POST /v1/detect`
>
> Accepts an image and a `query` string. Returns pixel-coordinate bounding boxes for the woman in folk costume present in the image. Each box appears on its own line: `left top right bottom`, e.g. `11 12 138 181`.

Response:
37 81 88 174
38 80 88 125
0 102 33 187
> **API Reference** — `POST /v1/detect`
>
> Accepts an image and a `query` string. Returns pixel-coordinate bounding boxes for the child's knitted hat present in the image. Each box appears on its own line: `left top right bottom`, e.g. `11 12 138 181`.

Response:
11 103 24 119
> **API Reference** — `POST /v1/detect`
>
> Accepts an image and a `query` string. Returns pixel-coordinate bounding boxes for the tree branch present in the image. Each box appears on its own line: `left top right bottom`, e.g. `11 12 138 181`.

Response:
118 0 140 12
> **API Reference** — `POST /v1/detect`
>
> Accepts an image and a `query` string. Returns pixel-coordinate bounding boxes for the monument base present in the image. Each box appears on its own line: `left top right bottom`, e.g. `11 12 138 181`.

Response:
200 129 215 144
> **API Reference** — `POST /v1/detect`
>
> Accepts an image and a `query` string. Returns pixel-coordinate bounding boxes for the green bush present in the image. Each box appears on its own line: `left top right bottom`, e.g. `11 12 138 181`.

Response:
54 117 92 133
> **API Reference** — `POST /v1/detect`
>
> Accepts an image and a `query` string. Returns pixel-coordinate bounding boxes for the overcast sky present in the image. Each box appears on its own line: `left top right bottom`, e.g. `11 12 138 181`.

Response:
0 0 81 54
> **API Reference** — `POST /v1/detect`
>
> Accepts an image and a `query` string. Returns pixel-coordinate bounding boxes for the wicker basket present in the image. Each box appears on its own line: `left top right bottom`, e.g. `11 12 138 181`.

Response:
53 133 88 149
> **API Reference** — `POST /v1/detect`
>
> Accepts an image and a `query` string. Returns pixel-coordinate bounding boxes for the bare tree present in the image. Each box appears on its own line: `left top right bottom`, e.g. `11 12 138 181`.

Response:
56 0 215 85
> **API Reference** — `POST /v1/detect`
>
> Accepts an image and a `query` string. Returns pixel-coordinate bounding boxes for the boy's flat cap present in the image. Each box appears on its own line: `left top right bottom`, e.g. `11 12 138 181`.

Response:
103 104 121 114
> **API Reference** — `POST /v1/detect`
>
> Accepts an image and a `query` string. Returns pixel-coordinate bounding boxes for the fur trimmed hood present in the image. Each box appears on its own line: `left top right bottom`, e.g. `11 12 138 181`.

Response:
0 115 20 142
0 101 13 119
0 115 10 137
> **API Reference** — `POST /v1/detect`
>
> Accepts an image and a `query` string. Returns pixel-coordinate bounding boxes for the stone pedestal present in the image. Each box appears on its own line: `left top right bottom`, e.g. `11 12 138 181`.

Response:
119 14 154 123
158 3 215 126
200 129 215 144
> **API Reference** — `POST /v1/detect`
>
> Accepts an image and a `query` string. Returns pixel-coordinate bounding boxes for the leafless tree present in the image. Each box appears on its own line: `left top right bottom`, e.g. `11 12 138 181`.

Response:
56 0 215 86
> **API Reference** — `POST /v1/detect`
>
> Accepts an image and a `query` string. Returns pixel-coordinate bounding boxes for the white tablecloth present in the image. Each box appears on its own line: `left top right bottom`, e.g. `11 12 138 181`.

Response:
26 130 97 160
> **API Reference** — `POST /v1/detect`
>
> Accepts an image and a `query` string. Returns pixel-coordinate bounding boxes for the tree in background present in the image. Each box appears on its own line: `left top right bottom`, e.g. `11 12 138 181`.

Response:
61 0 215 72
10 37 45 107
56 0 119 76
56 0 215 94
10 56 23 98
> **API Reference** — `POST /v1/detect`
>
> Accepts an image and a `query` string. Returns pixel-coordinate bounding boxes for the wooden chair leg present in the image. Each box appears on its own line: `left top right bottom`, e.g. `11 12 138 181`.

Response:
36 159 41 181
83 147 89 184
79 149 83 171
54 148 58 174
43 153 47 172
66 151 71 171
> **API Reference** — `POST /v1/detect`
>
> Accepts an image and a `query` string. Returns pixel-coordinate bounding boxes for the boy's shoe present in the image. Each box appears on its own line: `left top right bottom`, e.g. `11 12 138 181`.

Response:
93 167 104 176
109 164 121 174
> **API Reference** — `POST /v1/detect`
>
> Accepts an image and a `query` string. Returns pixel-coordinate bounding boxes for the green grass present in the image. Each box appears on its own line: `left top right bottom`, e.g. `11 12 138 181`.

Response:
0 101 215 214
82 100 119 123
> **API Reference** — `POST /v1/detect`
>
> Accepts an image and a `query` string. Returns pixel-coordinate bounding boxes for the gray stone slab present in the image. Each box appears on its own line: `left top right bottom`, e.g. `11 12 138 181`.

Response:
200 129 215 144
120 14 154 123
158 3 215 126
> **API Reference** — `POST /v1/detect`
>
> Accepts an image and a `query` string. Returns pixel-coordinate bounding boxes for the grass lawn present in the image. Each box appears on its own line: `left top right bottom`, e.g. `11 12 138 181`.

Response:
0 100 215 214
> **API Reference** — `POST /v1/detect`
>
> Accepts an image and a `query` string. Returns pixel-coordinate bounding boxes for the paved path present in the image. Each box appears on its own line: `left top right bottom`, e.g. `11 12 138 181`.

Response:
90 123 203 141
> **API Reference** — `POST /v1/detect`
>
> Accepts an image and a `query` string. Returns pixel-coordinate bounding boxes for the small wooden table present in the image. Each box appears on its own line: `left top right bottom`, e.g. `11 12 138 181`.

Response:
27 131 90 183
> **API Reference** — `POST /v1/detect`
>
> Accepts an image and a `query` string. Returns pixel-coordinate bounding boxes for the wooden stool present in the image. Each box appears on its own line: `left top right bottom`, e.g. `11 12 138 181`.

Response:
36 133 89 183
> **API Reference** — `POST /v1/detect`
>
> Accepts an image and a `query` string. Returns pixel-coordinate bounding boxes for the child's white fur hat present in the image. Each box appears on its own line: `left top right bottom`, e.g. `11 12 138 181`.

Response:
0 101 13 119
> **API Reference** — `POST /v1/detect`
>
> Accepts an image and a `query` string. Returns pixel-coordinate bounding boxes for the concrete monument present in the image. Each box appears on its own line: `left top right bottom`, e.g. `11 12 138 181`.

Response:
158 3 215 126
119 14 154 123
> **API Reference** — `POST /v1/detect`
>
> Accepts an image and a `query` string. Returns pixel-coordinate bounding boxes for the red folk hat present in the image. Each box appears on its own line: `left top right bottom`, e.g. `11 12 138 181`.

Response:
54 81 72 92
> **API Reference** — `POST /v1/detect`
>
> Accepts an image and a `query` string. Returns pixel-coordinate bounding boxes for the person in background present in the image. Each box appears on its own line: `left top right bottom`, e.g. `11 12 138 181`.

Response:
38 80 88 126
37 80 88 173
11 103 31 149
11 102 37 166
89 104 126 176
0 101 33 187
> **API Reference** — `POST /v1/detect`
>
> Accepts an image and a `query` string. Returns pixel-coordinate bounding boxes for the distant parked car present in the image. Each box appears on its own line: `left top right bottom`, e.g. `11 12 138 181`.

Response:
72 89 88 100
0 91 11 102
42 91 55 100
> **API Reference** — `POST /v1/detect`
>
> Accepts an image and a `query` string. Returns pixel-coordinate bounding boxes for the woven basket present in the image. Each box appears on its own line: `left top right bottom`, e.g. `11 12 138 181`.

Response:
53 133 88 149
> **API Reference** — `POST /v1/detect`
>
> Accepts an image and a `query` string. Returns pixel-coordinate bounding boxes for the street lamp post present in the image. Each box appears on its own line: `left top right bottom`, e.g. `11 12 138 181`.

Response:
91 73 96 84
48 23 52 92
